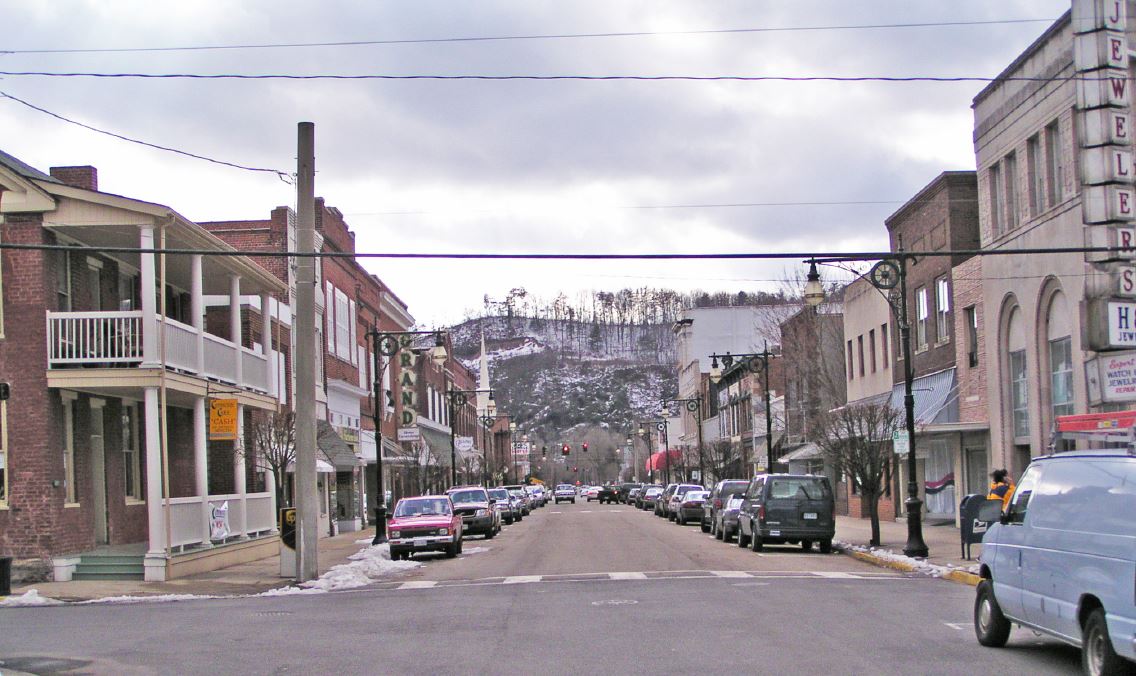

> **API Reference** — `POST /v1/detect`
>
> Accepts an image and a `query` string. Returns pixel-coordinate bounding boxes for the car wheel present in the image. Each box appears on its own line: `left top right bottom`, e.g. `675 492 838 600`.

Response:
676 513 684 525
974 580 1011 648
723 526 733 543
701 518 710 533
485 528 495 540
710 520 718 538
572 499 576 504
737 526 750 548
456 537 464 555
801 540 812 552
819 540 833 554
504 517 513 525
751 533 764 552
445 541 458 558
1082 608 1127 676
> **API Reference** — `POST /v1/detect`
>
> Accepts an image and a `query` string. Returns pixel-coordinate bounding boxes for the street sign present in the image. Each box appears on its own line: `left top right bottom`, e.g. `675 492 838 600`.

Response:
209 399 238 440
397 427 420 442
455 436 474 452
892 430 909 456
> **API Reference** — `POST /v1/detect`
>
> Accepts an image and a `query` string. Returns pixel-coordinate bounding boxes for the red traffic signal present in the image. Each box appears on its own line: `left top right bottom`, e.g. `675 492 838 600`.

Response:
582 442 589 453
561 443 570 456
572 466 578 472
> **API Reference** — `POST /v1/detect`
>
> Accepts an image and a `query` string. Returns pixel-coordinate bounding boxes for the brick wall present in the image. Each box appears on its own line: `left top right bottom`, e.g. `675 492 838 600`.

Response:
952 257 987 424
49 166 97 191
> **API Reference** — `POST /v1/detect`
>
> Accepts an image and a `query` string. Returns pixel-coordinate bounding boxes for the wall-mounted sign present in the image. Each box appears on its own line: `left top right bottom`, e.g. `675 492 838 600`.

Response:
209 399 238 441
1086 349 1136 403
455 436 474 452
397 427 420 442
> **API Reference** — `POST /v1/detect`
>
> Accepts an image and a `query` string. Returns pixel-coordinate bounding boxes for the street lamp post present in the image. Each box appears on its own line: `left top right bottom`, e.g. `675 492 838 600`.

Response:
805 256 928 558
367 328 448 545
661 396 704 484
709 345 777 477
445 388 485 488
637 424 654 483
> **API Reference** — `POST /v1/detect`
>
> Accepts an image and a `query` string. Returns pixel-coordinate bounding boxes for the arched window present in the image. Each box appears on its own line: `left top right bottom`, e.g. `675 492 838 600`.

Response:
1007 307 1029 440
1045 291 1073 419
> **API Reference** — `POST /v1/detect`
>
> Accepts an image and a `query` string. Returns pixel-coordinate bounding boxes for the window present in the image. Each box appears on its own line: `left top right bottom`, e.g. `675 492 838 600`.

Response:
122 403 142 501
62 394 77 504
1004 152 1019 230
1045 119 1063 207
965 306 979 367
846 340 854 380
348 300 358 365
0 402 7 507
881 323 889 367
1027 134 1044 216
989 164 1004 237
334 289 350 360
56 250 72 311
117 272 139 311
1049 337 1073 418
87 259 103 311
935 276 950 343
915 286 929 350
325 282 334 352
857 335 865 377
1010 349 1029 439
1006 465 1040 525
869 329 877 373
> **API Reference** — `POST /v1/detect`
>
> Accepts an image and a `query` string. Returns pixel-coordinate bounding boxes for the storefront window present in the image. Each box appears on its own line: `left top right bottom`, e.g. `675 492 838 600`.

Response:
1010 350 1029 439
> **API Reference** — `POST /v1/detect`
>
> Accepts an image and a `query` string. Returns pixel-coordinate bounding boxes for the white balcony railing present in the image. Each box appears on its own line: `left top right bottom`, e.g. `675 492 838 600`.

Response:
167 492 275 550
46 311 271 394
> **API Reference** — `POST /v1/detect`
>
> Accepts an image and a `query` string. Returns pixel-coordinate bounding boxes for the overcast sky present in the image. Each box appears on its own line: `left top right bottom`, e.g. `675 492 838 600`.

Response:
0 1 1069 327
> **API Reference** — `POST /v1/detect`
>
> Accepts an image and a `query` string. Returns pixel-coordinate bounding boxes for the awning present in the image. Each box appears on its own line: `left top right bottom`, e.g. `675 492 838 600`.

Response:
286 457 336 474
317 420 363 470
419 426 455 468
889 368 957 427
778 443 822 463
646 449 681 471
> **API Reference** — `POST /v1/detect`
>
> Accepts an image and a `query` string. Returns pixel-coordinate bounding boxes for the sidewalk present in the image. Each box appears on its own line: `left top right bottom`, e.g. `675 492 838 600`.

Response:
835 515 982 585
4 530 374 603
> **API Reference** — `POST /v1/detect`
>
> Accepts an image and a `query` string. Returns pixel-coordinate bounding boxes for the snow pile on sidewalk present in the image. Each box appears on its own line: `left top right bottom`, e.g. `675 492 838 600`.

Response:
0 589 65 607
835 541 980 578
262 542 419 596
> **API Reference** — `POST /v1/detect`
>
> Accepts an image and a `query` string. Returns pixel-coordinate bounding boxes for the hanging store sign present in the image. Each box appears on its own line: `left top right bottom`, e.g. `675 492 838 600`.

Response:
209 398 238 441
396 337 419 439
1086 349 1136 403
455 436 474 452
397 427 421 442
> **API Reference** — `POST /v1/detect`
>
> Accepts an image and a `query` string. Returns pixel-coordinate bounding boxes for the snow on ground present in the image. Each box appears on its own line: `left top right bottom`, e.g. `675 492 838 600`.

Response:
0 589 65 607
460 546 490 556
265 542 420 595
835 541 980 577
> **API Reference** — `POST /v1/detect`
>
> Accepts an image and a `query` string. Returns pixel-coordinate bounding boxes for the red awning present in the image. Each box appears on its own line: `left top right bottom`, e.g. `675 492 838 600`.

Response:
646 450 682 471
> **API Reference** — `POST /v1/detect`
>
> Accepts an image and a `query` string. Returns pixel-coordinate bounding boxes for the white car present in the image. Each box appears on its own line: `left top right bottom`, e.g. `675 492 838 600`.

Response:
553 484 576 504
584 486 600 502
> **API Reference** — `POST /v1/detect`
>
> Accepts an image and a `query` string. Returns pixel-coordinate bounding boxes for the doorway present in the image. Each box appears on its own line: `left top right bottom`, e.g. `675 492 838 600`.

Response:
89 400 109 545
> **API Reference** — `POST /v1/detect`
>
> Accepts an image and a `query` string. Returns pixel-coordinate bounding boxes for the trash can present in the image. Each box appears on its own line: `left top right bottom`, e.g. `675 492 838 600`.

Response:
0 556 12 596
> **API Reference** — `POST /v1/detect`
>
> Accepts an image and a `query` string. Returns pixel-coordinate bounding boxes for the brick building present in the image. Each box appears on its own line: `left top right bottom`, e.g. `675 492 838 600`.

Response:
0 150 287 580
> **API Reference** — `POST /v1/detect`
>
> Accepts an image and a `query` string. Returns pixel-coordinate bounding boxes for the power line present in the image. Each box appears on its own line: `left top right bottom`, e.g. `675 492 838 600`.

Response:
0 19 1055 55
0 90 293 183
0 70 1086 84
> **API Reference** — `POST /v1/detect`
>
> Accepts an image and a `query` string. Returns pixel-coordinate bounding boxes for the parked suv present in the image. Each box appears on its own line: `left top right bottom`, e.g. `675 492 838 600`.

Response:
974 451 1136 674
597 484 619 504
702 479 750 534
446 485 500 539
736 474 835 553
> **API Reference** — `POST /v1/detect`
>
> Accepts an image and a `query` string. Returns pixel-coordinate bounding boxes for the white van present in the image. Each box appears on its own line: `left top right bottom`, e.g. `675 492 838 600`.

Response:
974 450 1135 675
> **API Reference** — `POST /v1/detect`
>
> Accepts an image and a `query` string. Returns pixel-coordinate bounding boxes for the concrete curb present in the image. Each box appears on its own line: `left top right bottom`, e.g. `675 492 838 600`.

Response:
840 547 981 586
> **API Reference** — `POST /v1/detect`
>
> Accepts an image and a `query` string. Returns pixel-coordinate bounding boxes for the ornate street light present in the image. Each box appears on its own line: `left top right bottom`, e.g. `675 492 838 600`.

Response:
366 328 448 545
709 345 777 478
805 255 928 558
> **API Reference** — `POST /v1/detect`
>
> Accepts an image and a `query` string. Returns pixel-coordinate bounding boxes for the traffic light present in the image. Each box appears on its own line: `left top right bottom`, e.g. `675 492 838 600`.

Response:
561 443 570 456
582 442 589 453
572 466 578 472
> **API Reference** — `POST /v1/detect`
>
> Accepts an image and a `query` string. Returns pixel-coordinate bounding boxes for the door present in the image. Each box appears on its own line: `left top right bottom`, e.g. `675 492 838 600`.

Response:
89 401 109 545
989 464 1041 622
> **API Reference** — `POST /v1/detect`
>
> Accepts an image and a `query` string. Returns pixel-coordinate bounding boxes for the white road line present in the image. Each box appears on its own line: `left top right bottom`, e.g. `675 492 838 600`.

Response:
711 571 751 578
503 575 542 584
813 572 859 579
609 572 648 580
397 581 438 590
578 510 592 513
943 622 969 631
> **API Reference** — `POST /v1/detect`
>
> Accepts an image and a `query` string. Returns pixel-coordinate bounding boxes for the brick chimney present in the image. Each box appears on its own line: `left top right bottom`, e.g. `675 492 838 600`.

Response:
49 166 98 191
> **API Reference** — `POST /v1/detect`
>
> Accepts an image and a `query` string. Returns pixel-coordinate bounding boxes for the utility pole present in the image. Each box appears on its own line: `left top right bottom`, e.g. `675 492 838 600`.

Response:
294 122 319 581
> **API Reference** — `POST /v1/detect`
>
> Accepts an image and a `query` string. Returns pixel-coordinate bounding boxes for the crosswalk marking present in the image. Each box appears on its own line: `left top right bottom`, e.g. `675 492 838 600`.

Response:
503 575 542 584
609 572 648 580
397 581 438 589
711 570 751 578
813 572 859 579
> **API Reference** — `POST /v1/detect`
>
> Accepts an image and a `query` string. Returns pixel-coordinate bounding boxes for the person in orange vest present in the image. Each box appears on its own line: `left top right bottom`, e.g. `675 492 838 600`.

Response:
987 469 1015 510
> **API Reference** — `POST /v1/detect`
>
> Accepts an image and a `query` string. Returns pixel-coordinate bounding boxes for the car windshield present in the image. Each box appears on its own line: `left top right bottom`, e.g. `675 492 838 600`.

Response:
557 485 573 491
685 491 709 501
509 490 525 497
675 485 701 497
488 489 509 500
394 498 451 517
768 478 831 500
645 488 662 496
449 489 487 505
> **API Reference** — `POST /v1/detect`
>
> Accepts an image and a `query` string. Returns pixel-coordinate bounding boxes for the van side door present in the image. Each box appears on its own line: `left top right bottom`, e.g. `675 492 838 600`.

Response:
738 477 764 537
990 464 1041 622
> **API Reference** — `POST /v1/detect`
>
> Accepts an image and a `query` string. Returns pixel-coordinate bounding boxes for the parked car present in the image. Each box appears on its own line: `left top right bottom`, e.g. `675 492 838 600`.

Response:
488 487 518 524
714 495 745 542
973 450 1136 674
503 485 531 516
524 485 545 508
638 485 663 510
617 483 643 504
664 484 705 521
597 484 619 504
655 484 678 516
387 495 463 560
626 486 642 504
702 479 750 533
445 485 500 539
554 484 577 504
736 474 835 553
675 490 709 525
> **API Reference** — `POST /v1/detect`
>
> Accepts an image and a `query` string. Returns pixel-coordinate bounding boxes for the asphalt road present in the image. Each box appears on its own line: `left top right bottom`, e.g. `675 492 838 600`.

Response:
0 499 1083 675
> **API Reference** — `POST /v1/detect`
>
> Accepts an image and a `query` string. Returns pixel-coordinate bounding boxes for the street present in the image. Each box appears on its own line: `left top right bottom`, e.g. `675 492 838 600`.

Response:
0 500 1080 675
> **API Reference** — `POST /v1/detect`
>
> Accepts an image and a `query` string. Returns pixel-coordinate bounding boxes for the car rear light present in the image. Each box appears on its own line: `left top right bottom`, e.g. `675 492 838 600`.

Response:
758 505 765 521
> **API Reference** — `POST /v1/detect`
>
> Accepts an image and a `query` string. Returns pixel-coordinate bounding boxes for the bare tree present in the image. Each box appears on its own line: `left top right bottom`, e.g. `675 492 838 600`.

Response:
244 411 296 509
814 401 900 546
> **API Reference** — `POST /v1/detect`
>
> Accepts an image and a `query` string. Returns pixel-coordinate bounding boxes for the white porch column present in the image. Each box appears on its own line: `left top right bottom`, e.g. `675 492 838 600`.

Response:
261 292 275 397
191 254 204 374
234 403 248 538
194 396 211 548
229 274 243 385
140 226 159 368
143 386 167 581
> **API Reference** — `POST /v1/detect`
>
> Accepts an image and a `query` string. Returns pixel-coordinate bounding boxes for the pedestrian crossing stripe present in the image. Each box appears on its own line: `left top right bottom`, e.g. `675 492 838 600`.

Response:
390 569 912 591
